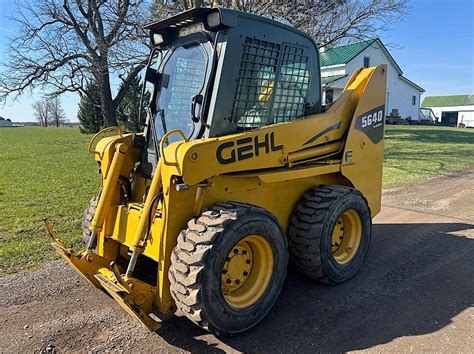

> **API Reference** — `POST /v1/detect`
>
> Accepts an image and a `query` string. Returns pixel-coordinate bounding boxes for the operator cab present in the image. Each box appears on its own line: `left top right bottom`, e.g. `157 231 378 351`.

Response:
140 8 322 175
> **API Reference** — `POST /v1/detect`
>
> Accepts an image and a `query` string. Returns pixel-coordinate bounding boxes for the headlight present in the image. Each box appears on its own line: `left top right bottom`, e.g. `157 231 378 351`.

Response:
207 11 221 28
151 33 163 46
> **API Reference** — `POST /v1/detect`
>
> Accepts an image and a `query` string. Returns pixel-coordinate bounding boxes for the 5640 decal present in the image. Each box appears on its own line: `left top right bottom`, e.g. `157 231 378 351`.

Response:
361 110 384 128
354 105 385 144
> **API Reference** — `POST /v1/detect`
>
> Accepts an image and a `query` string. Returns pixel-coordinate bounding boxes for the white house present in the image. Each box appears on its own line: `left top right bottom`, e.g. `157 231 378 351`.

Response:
320 38 424 121
421 95 474 127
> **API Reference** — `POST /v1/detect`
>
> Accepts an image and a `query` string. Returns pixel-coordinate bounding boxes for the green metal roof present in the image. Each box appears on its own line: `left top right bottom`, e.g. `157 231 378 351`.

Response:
320 39 377 67
422 95 474 107
321 74 347 85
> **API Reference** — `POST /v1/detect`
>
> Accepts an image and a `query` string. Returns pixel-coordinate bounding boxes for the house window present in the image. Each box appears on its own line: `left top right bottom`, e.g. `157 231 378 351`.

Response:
363 56 370 68
412 95 416 105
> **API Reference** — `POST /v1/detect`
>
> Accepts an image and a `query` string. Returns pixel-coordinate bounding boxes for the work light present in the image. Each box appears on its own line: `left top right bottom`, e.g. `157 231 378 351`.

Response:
151 33 163 46
207 11 221 28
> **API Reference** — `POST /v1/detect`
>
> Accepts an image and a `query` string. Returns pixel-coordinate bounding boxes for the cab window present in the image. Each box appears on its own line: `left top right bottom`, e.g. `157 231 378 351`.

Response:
230 38 311 131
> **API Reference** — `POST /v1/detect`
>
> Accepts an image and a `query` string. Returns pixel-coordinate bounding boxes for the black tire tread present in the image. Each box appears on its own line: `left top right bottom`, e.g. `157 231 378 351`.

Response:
168 201 279 332
82 195 98 245
288 185 367 283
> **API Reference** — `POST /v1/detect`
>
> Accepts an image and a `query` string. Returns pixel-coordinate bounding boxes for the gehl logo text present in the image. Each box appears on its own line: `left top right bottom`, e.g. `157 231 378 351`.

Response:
216 132 283 164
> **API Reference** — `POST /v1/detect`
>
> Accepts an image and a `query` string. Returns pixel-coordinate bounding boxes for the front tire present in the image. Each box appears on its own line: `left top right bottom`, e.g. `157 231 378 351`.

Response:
169 202 288 336
82 195 98 245
289 185 371 283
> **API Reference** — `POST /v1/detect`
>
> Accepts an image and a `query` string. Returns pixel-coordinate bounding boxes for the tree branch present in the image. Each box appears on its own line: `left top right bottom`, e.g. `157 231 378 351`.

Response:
113 61 146 109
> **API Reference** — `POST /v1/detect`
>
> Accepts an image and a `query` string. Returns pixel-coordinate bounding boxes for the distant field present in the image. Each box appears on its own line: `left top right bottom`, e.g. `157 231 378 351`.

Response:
0 125 473 274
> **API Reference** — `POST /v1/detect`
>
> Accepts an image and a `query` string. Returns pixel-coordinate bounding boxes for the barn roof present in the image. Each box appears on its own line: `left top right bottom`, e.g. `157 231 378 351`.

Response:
422 95 474 107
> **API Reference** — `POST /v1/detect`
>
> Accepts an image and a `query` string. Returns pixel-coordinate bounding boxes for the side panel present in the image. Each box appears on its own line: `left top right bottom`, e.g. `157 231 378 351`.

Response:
341 65 387 216
202 173 350 231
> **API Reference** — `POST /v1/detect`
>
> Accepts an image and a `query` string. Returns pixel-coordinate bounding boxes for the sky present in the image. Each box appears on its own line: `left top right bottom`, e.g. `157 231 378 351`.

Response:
0 0 473 122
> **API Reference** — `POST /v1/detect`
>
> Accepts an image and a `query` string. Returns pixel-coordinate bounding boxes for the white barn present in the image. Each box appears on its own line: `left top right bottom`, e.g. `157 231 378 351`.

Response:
421 95 474 127
320 38 424 121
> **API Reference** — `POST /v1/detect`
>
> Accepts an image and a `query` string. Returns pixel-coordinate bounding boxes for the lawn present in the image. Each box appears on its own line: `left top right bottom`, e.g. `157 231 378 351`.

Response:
0 128 98 274
0 125 473 274
383 126 474 188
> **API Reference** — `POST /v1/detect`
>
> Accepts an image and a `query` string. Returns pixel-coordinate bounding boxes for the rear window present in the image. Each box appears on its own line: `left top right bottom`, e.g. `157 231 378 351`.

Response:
230 37 311 131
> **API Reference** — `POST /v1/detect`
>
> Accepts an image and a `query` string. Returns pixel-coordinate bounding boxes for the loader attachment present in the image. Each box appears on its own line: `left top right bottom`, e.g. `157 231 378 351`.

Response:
43 218 161 331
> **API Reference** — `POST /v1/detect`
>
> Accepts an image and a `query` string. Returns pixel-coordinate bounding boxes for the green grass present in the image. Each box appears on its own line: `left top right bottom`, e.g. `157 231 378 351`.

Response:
0 125 473 274
0 128 98 274
383 126 474 188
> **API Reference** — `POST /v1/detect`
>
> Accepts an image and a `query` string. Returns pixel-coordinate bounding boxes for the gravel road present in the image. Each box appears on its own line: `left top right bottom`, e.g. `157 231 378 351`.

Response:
1 168 473 353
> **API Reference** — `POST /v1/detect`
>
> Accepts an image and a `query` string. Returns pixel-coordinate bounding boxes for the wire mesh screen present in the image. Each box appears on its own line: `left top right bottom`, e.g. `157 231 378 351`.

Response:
231 38 311 130
166 58 206 117
231 37 281 130
156 45 207 140
272 45 311 123
160 53 206 134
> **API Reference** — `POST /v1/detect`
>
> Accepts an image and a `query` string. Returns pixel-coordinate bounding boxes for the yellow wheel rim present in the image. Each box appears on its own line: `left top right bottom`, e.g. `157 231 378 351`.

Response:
221 235 273 309
331 209 362 264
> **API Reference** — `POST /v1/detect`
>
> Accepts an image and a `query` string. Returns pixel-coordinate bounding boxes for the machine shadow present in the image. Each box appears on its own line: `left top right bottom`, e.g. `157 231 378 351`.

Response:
157 222 473 352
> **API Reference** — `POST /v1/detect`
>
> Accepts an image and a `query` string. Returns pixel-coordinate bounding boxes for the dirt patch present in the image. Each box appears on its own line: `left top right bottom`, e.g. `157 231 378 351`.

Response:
383 167 474 221
1 169 473 352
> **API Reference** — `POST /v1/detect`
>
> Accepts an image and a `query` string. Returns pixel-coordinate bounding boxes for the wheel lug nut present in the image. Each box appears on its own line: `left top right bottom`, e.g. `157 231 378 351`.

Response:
226 279 231 284
223 269 227 274
233 249 239 254
242 250 247 255
243 271 248 276
235 279 240 285
246 259 251 264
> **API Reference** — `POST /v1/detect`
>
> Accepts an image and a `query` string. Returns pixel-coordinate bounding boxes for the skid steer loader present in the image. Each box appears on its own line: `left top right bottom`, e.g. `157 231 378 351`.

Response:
44 7 386 335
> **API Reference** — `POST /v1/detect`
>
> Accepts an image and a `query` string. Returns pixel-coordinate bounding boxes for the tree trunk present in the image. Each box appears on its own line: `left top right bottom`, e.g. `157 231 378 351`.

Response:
98 68 117 127
101 93 116 127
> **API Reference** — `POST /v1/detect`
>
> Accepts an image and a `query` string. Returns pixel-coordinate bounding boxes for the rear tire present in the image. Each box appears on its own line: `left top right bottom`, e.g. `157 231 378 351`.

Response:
169 202 288 336
82 196 98 245
288 185 371 283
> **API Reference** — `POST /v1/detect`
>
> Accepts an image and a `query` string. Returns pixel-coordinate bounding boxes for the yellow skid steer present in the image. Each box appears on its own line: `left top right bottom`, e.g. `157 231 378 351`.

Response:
45 8 386 336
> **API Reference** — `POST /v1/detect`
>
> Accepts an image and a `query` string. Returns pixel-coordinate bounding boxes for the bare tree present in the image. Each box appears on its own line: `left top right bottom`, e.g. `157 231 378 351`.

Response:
48 95 68 127
0 0 150 127
152 0 408 47
269 0 409 48
151 0 203 19
33 97 50 127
